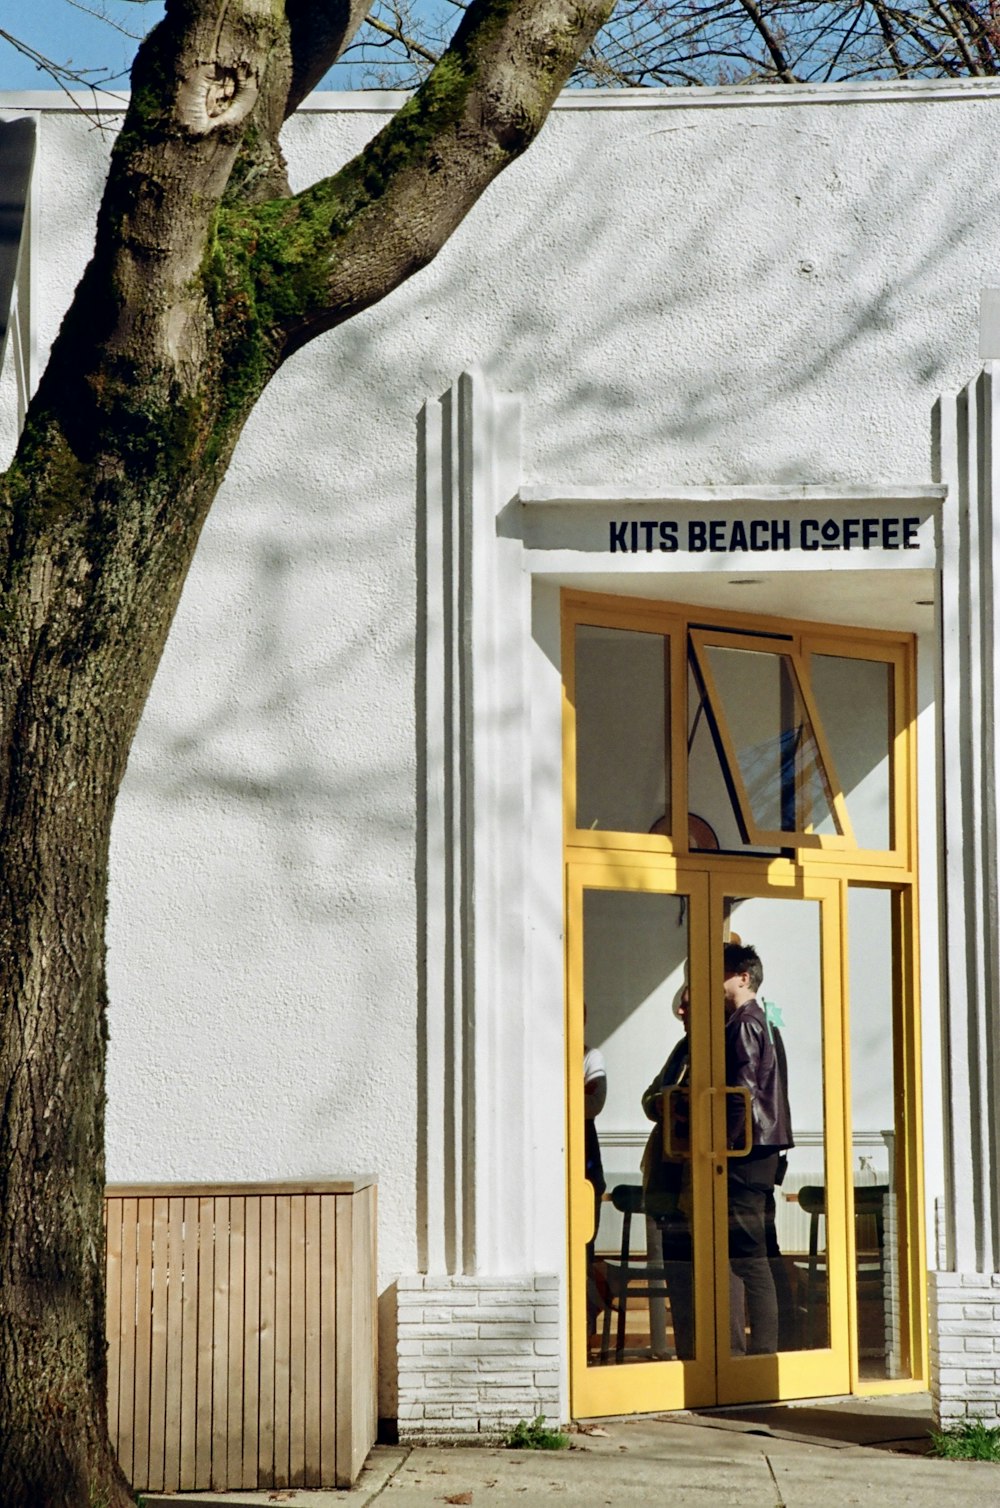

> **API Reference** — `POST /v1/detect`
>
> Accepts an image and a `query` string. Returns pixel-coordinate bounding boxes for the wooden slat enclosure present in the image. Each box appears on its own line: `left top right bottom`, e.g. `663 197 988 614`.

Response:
104 1178 377 1492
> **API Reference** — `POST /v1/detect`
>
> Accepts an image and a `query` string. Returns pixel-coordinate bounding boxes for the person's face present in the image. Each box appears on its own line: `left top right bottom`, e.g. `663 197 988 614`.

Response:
677 986 690 1033
723 967 751 1013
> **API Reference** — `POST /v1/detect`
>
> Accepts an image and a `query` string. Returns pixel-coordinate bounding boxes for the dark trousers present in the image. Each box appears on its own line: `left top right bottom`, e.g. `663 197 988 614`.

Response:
728 1153 779 1354
659 1211 694 1359
765 1188 797 1350
585 1173 605 1330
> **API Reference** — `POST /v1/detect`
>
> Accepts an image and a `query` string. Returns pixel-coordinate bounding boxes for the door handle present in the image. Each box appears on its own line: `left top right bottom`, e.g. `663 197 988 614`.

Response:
699 1091 754 1158
662 1085 691 1158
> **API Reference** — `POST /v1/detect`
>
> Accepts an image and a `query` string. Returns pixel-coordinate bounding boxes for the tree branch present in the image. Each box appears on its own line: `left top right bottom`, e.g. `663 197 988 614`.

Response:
929 0 984 71
365 11 442 69
736 0 799 81
284 0 373 115
870 1 910 74
949 0 999 71
220 0 615 359
21 0 293 491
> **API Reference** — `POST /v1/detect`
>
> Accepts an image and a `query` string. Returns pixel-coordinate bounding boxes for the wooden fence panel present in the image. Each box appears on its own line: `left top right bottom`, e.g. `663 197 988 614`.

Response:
163 1197 184 1489
226 1195 245 1490
257 1193 276 1486
178 1196 198 1488
195 1194 215 1488
319 1191 338 1484
132 1197 154 1488
105 1197 123 1473
240 1195 261 1490
273 1193 291 1489
211 1195 230 1489
104 1178 376 1493
304 1194 322 1487
118 1197 138 1484
147 1196 169 1493
289 1195 307 1486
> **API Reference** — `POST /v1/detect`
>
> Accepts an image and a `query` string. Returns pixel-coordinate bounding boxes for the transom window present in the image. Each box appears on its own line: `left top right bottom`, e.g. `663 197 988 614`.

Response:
564 594 910 867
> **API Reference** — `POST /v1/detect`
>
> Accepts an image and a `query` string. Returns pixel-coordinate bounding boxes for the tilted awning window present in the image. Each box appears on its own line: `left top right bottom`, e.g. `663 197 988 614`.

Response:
688 629 855 851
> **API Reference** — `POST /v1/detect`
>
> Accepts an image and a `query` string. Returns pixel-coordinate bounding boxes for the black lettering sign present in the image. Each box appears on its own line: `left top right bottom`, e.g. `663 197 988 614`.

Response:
771 520 791 550
605 514 924 555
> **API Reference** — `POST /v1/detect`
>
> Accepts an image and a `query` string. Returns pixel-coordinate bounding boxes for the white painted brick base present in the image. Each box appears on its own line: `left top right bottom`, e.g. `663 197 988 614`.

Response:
395 1275 560 1442
930 1270 1000 1424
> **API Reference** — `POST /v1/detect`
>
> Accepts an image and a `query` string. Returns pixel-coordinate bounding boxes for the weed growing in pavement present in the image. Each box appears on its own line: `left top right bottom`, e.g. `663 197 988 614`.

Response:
929 1418 1000 1461
505 1415 570 1450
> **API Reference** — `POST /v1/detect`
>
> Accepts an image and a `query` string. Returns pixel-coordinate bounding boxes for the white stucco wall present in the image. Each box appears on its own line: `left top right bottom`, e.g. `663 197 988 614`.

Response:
1 79 994 1291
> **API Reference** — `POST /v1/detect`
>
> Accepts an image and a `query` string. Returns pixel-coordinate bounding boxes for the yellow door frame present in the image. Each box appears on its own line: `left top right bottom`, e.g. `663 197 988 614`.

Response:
567 856 716 1417
563 589 927 1418
706 864 851 1405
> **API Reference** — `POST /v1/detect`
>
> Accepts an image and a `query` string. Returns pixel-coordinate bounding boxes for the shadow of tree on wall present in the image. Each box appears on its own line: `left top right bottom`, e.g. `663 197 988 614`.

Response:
98 91 978 1196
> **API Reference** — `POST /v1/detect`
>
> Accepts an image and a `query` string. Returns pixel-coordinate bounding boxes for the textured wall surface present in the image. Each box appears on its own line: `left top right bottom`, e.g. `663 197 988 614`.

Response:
2 80 997 1298
930 1272 1000 1424
395 1276 560 1439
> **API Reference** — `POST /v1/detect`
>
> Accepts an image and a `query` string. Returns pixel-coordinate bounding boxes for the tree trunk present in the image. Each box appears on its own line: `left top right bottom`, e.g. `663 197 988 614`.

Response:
0 0 613 1498
0 395 249 1506
0 614 136 1504
0 415 248 1503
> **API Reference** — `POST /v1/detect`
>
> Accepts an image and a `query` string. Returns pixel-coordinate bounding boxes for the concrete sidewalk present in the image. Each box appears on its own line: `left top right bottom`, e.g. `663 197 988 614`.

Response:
149 1396 1000 1507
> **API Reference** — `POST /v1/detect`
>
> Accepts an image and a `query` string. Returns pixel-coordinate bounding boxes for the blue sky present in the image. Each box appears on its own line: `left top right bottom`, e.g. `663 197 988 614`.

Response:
0 1 164 91
0 0 163 90
0 0 389 92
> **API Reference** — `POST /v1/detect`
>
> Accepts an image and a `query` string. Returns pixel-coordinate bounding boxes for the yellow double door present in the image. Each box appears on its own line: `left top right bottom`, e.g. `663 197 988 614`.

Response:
569 858 856 1416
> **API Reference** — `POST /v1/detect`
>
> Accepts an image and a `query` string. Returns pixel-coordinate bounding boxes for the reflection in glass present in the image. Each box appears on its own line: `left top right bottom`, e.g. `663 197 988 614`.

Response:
582 889 692 1366
687 665 781 857
723 897 827 1355
575 626 670 834
848 887 910 1380
704 646 841 838
811 655 893 851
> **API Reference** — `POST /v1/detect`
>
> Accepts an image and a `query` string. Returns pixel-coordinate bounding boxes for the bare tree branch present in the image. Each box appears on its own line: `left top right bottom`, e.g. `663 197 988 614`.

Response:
337 2 1000 90
737 0 799 81
366 10 441 69
872 0 910 73
929 0 984 70
950 0 1000 67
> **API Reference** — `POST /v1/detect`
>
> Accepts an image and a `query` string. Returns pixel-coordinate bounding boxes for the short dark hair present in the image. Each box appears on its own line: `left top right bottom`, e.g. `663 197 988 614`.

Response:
723 941 763 994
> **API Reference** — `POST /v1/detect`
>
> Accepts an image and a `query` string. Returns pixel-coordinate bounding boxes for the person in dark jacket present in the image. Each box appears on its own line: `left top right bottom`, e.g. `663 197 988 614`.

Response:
641 985 693 1358
583 1010 608 1335
723 940 793 1355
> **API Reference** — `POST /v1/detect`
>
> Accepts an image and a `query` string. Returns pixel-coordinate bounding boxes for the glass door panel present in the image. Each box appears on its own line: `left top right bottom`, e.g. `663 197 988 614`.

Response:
847 886 915 1382
712 876 851 1404
569 865 853 1416
569 867 715 1416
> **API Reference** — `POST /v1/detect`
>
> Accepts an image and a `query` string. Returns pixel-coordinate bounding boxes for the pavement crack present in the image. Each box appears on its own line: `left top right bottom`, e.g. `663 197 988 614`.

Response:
367 1445 414 1501
765 1454 787 1508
